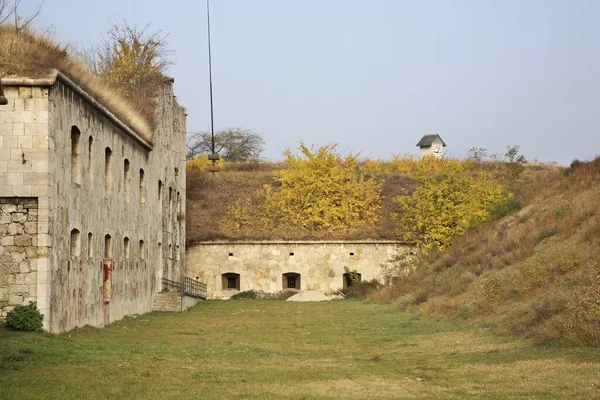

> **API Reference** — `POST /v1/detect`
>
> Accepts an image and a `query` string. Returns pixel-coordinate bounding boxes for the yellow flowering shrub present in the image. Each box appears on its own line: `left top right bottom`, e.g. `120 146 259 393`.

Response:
261 143 382 232
396 158 504 249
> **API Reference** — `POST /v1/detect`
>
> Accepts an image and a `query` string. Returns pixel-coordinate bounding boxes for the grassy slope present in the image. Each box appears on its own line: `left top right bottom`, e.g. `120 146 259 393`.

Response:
2 300 600 400
185 164 416 245
369 158 600 344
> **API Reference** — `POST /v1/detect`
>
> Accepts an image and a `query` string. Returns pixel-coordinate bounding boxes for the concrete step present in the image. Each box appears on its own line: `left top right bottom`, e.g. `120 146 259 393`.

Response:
153 292 182 312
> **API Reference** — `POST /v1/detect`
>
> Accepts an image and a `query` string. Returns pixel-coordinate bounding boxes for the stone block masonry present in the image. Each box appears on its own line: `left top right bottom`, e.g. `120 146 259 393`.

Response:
1 72 187 332
0 197 39 319
187 241 413 299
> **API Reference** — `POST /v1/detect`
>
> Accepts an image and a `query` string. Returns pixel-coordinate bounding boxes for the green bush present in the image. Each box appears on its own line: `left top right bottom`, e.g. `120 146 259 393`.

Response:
489 194 522 220
5 301 44 332
230 290 257 300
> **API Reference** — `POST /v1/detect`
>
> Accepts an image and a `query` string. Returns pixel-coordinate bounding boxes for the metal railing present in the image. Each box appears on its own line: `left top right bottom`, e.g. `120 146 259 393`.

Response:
161 277 207 300
183 277 207 300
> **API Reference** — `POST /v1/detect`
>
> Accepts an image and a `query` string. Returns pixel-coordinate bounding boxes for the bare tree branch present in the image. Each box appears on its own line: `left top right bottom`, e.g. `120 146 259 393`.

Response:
186 128 265 162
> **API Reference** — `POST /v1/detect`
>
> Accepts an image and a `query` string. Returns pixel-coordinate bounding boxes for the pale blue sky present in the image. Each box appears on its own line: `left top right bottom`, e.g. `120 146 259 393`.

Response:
21 0 600 163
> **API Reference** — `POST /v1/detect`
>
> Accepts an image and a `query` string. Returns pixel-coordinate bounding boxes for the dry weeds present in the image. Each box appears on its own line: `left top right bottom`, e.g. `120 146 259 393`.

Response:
0 26 154 142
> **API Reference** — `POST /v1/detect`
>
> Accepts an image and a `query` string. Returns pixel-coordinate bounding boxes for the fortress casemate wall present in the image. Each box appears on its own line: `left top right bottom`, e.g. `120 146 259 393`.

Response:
186 241 412 299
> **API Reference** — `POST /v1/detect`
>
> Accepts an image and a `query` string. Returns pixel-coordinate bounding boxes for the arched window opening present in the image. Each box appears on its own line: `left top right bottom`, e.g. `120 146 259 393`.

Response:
222 273 240 291
168 187 173 219
124 159 131 202
105 148 113 195
71 126 82 184
139 169 146 206
87 232 93 258
139 240 145 260
70 229 81 257
283 272 301 290
104 234 112 259
124 237 130 259
158 242 163 273
158 180 163 214
87 136 93 184
177 191 181 215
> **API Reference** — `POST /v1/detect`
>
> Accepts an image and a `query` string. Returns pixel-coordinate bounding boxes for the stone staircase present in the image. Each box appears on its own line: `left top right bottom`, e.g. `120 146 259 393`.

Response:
152 292 182 312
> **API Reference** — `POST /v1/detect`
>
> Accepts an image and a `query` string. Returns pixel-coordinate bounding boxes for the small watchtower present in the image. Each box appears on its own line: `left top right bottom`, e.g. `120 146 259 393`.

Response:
416 134 446 159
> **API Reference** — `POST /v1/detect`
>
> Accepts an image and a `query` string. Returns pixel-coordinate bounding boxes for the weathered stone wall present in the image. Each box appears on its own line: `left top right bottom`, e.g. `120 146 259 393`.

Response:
0 198 40 319
45 79 186 332
0 85 52 324
0 76 186 332
186 241 411 299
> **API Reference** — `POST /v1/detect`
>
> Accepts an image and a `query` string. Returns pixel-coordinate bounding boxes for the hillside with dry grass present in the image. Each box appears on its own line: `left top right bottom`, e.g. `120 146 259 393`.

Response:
185 162 418 244
0 26 154 141
185 155 555 246
364 157 600 344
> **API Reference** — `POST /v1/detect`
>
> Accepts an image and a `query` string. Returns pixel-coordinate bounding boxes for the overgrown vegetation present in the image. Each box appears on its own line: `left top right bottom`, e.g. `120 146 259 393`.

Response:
229 290 257 300
367 157 600 345
186 144 550 245
1 17 173 142
4 301 43 332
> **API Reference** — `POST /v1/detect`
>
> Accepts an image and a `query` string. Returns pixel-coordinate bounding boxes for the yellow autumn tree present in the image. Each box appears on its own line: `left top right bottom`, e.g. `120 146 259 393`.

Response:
262 143 382 232
396 158 505 249
95 21 172 106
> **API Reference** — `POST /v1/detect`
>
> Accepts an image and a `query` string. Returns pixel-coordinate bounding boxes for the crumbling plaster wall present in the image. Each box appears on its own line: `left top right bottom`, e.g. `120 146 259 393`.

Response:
186 241 411 299
0 77 186 332
46 79 186 332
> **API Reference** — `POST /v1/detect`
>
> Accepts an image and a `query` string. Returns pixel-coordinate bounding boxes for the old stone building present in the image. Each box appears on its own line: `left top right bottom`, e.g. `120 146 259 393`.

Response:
0 71 186 332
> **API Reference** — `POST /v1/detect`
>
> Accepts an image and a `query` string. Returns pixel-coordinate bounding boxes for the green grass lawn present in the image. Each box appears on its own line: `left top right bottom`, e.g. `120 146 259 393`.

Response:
1 300 599 399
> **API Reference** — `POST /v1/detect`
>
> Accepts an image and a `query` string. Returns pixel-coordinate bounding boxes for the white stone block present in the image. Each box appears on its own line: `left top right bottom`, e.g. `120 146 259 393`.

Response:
0 148 10 161
34 99 49 111
16 185 32 196
18 135 33 148
0 123 12 135
3 87 18 99
36 284 48 298
32 111 48 123
24 123 47 136
32 136 48 149
14 111 33 124
4 172 23 186
22 148 48 162
0 161 7 173
31 184 48 196
3 135 18 148
14 99 25 112
24 172 47 186
12 122 24 136
12 155 33 169
38 234 51 247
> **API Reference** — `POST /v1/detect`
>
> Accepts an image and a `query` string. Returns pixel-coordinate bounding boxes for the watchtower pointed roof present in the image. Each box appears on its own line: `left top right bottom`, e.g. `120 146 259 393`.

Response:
416 134 446 148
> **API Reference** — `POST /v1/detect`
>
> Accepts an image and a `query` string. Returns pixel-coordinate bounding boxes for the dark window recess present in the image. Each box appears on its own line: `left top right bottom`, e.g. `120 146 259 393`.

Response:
222 273 240 290
227 277 237 289
343 272 362 291
289 252 294 256
282 273 301 290
228 252 233 257
349 252 355 256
